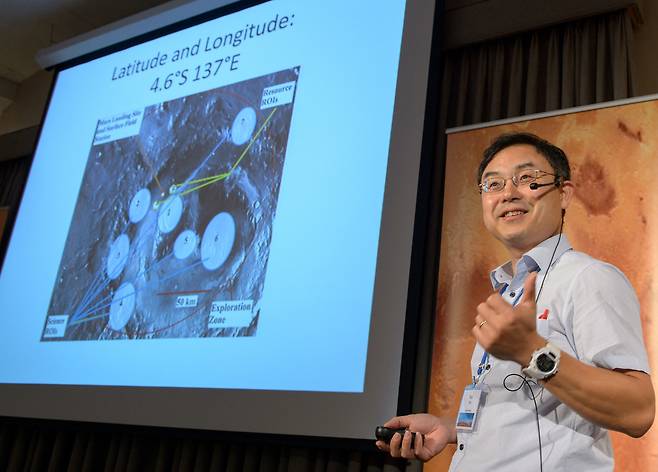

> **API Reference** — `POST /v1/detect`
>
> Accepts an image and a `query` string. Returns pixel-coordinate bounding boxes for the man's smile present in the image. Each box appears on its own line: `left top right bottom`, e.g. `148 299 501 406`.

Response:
498 207 529 220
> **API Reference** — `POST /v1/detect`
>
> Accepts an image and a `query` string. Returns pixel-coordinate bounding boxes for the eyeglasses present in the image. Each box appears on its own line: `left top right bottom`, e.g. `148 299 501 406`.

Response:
478 169 557 194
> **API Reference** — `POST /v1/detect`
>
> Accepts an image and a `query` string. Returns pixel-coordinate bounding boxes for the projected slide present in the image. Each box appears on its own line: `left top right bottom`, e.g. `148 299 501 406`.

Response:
41 67 298 341
1 0 409 396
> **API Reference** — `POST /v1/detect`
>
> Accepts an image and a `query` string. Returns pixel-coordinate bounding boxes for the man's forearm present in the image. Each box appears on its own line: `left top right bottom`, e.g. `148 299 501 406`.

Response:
542 352 655 437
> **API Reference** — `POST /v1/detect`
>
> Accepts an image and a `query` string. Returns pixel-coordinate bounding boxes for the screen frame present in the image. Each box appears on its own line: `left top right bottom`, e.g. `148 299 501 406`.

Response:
0 0 440 443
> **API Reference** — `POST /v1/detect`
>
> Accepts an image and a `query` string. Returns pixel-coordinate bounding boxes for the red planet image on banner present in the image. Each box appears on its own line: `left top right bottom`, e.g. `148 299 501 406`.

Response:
429 96 658 472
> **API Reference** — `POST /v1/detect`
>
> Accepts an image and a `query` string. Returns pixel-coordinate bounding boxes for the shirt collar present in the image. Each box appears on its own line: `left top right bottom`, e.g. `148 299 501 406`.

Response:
489 233 573 289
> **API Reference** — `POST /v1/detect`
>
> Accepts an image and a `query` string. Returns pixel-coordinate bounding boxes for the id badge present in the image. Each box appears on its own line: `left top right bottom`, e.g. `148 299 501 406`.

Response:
455 384 485 433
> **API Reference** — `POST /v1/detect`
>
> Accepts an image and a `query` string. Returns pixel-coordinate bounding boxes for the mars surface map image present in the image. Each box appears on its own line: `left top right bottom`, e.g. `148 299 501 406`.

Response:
42 67 298 341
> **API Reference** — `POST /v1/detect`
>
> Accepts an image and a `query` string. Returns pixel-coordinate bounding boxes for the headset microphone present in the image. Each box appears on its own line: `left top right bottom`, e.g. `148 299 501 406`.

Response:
529 177 562 190
529 182 556 190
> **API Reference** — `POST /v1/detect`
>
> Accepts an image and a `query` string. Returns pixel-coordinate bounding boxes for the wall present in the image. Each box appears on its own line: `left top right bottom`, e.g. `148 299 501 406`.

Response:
443 0 643 49
0 70 52 137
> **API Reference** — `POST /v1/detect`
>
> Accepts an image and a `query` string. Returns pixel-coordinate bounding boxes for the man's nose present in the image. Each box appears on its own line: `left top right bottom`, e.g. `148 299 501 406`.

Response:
501 178 520 199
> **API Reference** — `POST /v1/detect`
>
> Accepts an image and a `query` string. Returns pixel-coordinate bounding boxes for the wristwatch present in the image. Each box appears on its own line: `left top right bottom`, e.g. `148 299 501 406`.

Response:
522 342 560 380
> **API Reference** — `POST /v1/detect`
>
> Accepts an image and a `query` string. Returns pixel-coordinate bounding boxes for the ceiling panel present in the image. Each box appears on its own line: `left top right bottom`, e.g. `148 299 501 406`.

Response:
0 0 171 83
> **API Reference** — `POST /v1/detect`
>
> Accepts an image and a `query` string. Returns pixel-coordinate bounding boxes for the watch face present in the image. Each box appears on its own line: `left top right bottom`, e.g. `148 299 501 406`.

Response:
536 353 555 372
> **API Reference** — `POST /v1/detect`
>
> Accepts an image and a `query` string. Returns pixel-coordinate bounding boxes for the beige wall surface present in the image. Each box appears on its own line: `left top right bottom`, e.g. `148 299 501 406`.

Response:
428 98 658 471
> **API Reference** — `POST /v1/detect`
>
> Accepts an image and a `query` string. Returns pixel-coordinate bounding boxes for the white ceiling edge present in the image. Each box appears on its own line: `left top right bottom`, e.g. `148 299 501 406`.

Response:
35 0 243 70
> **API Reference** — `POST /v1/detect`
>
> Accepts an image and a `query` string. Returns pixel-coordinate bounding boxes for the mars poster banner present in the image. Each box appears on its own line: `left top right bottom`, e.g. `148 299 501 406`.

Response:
42 68 298 342
429 96 658 471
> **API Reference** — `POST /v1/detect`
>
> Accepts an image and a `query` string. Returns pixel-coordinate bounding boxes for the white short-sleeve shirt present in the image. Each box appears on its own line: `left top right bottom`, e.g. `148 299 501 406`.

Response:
448 234 650 472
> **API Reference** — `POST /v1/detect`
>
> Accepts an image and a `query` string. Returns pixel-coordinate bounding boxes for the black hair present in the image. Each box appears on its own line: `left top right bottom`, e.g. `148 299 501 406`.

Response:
477 132 571 184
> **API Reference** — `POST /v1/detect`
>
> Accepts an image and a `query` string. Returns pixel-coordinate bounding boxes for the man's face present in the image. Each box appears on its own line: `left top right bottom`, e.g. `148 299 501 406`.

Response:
480 144 574 255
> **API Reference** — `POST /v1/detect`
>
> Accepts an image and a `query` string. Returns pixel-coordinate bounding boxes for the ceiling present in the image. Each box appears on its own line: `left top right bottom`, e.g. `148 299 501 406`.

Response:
1 0 640 82
0 0 172 109
0 0 643 117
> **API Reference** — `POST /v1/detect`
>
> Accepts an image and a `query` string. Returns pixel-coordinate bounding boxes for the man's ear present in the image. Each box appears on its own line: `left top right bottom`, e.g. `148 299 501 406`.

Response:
559 180 575 211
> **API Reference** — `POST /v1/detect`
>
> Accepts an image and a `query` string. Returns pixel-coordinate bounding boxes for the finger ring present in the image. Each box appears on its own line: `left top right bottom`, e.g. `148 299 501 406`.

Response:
479 320 487 328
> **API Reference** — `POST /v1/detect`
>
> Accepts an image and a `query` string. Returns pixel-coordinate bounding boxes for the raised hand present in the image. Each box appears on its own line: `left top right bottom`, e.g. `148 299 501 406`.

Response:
473 272 545 366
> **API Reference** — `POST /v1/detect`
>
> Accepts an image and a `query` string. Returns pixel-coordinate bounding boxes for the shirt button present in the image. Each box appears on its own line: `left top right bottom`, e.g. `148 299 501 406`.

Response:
459 444 464 450
509 291 516 297
486 364 491 370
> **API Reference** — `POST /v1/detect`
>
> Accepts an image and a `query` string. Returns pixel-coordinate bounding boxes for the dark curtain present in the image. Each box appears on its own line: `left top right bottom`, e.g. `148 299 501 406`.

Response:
0 155 33 265
0 156 32 209
0 7 636 472
0 421 398 472
439 8 635 129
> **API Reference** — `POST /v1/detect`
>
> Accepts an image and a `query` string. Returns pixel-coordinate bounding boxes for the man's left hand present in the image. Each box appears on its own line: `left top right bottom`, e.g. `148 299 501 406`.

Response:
473 272 545 365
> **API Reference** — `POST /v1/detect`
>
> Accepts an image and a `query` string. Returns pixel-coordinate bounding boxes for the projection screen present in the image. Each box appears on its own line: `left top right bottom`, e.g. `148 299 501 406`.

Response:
0 0 438 440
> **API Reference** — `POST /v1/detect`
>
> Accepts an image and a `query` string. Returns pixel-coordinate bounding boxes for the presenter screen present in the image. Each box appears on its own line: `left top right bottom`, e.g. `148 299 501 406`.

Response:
0 0 436 439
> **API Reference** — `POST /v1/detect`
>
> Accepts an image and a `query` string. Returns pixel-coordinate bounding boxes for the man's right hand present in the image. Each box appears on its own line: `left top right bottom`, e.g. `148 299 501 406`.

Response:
375 413 456 462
